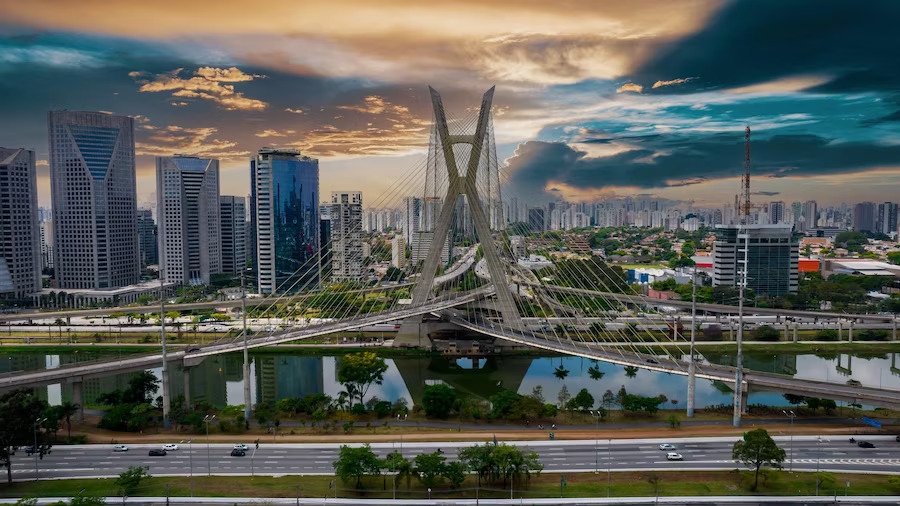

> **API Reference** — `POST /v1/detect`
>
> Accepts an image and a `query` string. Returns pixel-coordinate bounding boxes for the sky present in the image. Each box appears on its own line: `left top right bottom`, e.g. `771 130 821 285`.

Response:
2 0 900 210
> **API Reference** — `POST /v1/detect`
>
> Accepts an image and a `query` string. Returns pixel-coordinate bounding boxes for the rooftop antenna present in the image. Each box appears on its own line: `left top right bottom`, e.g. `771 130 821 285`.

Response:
740 126 751 224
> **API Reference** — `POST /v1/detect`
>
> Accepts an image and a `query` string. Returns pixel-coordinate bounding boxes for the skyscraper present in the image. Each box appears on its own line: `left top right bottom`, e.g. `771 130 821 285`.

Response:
48 111 139 290
712 224 799 295
0 148 41 298
769 201 785 224
402 196 421 244
877 202 898 236
329 191 363 282
253 149 319 294
220 196 247 275
156 155 221 285
853 202 877 232
136 209 157 267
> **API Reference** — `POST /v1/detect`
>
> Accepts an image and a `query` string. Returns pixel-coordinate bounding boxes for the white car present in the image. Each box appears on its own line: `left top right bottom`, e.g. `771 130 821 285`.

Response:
659 443 676 451
666 452 683 461
233 443 249 450
113 445 129 452
162 444 179 451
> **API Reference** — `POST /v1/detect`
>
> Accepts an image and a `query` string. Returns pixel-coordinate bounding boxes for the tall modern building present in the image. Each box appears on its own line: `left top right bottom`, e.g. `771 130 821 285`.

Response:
40 220 53 272
220 196 247 274
0 148 41 298
712 224 799 295
252 149 319 294
877 202 898 236
853 202 877 233
48 111 139 290
156 155 221 285
769 201 785 225
136 209 157 267
329 191 363 282
391 235 407 269
402 196 421 244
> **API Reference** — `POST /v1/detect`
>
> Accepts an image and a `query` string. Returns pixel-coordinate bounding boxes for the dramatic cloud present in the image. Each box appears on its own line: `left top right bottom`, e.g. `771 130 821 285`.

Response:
652 77 694 89
255 129 295 138
616 83 643 94
505 133 900 202
135 123 249 161
131 67 268 111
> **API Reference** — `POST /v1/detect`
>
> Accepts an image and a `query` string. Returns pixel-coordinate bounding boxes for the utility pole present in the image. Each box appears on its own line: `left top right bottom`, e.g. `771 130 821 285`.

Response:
159 270 171 428
733 230 747 428
687 264 697 417
241 270 252 422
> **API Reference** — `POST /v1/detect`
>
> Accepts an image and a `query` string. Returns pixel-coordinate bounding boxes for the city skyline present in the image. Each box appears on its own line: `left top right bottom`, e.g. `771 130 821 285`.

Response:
1 1 899 208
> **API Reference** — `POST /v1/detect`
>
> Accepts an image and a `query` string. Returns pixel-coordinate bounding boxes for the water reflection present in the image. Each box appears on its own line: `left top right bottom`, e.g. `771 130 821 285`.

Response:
2 350 899 410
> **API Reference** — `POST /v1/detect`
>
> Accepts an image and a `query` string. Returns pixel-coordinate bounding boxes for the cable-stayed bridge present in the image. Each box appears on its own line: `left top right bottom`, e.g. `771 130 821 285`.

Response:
2 86 899 427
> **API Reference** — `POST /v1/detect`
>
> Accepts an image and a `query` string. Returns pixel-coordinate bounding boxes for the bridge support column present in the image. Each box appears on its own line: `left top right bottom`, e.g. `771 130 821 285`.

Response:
848 321 854 343
893 319 897 341
183 367 191 410
783 323 789 342
740 384 749 414
838 321 842 341
72 380 84 424
394 316 427 348
792 323 798 343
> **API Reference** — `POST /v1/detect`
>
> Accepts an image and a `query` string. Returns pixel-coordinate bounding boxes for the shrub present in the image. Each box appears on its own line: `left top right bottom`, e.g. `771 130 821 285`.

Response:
754 325 780 341
857 329 889 341
815 329 839 341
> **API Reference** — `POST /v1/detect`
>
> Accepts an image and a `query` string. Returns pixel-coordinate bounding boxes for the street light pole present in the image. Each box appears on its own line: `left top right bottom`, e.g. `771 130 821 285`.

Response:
241 270 252 423
782 410 795 471
188 439 193 496
733 231 748 428
33 417 46 481
589 410 600 473
687 264 697 417
159 271 171 428
203 414 216 476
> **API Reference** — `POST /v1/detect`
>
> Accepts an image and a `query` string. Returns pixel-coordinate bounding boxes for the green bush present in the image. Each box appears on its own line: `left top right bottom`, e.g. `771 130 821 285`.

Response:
857 329 889 341
816 329 839 341
754 325 780 341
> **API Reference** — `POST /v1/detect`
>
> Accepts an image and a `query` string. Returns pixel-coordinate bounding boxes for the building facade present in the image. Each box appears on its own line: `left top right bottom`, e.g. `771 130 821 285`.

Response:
220 196 247 275
0 148 41 297
156 155 221 285
329 191 363 281
136 209 157 267
712 224 799 296
853 202 877 233
253 149 319 294
48 111 140 290
391 235 407 269
877 202 898 236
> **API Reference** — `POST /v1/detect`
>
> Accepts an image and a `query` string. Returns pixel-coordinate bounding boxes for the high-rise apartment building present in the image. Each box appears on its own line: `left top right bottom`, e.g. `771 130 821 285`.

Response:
136 209 157 267
391 235 407 269
0 148 41 298
220 196 247 274
877 202 898 236
252 149 319 294
769 201 785 224
853 202 877 232
48 111 139 290
329 191 363 282
402 196 420 244
712 224 798 295
40 220 53 272
156 155 221 285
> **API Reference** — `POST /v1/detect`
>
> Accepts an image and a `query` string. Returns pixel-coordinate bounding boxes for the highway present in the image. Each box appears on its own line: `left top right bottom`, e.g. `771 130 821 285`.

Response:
8 436 900 481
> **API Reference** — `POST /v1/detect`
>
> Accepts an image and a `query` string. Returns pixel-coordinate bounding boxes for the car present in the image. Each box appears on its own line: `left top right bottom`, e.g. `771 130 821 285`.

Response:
646 358 660 365
858 441 876 448
659 443 676 451
162 444 179 451
148 449 167 456
230 449 246 457
666 452 683 461
113 445 129 452
186 348 201 353
846 379 862 387
23 446 35 455
895 435 900 443
233 443 249 450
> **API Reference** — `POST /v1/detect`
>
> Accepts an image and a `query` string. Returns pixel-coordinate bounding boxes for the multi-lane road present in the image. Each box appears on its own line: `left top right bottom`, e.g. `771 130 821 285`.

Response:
8 436 900 481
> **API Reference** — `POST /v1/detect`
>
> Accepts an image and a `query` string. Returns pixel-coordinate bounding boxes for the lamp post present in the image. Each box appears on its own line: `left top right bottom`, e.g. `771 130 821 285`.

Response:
188 439 193 496
589 410 601 473
782 410 795 471
815 436 828 496
33 417 46 481
687 264 697 417
203 414 216 476
241 269 252 422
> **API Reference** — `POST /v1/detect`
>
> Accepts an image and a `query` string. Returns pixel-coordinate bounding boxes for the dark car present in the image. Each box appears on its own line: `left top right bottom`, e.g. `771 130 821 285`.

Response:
187 348 201 353
895 435 900 442
646 358 659 364
230 449 246 457
148 449 167 456
23 446 36 455
857 441 876 448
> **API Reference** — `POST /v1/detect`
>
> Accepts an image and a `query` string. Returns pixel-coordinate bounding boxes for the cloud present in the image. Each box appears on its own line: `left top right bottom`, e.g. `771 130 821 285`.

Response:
504 132 900 202
130 66 268 111
652 77 694 89
135 123 249 161
285 107 305 114
616 83 643 93
255 129 295 137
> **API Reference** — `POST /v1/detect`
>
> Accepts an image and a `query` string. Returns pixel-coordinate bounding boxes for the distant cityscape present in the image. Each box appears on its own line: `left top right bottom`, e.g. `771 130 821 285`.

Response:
1 110 899 309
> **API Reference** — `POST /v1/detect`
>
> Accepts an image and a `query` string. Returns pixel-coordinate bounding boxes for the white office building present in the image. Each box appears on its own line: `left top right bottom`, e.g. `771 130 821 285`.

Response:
0 148 41 298
391 235 407 269
156 155 221 285
48 111 140 290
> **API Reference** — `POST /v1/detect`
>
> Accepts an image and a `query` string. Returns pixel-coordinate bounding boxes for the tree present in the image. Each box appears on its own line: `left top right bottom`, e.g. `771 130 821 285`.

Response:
124 371 160 404
528 386 545 404
443 460 468 488
553 364 570 380
422 384 457 419
587 365 605 380
115 466 150 495
337 352 389 406
333 444 382 488
70 496 106 506
754 325 780 341
567 388 594 412
601 390 616 410
557 385 571 408
732 429 786 491
383 450 413 488
414 451 447 488
489 389 523 419
624 366 639 378
0 389 51 483
783 394 806 405
58 401 79 440
888 251 900 266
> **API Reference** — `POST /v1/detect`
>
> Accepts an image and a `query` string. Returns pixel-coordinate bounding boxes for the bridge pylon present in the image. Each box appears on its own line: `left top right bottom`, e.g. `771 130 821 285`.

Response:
409 86 522 330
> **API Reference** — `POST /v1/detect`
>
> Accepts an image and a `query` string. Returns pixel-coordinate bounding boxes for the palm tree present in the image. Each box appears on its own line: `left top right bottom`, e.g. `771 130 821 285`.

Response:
59 401 79 440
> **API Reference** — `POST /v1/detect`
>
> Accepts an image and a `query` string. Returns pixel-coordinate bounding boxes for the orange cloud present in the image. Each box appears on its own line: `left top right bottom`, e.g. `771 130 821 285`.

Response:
131 67 268 111
616 83 643 93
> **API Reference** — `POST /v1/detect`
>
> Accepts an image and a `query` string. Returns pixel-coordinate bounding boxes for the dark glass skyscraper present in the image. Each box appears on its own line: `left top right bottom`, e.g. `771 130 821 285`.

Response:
252 149 319 294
